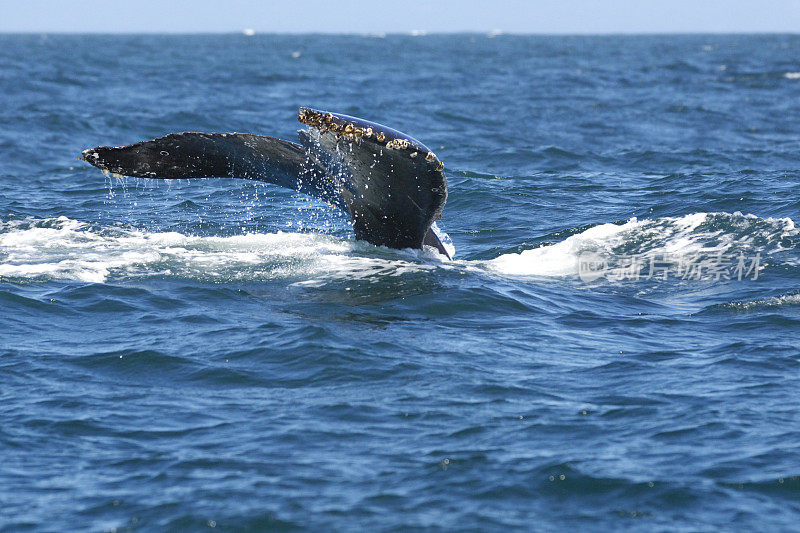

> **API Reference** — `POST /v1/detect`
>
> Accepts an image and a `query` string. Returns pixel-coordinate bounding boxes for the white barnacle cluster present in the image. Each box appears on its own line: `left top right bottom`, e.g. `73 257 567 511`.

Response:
298 108 377 143
385 138 410 150
298 107 445 171
424 150 444 171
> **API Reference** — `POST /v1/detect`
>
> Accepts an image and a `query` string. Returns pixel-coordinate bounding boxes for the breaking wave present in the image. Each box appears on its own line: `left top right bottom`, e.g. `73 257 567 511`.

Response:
487 212 797 278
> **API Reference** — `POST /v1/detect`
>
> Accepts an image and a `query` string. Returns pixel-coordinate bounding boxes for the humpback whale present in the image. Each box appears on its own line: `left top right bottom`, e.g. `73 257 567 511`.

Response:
81 108 452 258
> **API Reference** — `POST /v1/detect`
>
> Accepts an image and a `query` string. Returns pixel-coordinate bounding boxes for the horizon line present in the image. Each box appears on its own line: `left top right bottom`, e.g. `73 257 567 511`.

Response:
1 30 798 37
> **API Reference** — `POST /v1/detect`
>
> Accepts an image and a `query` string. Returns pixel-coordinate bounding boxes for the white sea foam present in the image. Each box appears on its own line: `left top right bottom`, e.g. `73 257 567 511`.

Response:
487 218 640 277
784 72 800 79
0 217 435 283
486 212 797 278
0 213 795 283
723 293 800 310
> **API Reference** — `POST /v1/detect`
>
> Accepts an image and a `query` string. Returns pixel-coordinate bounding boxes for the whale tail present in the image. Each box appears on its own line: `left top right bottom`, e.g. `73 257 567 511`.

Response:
81 108 451 258
80 132 345 209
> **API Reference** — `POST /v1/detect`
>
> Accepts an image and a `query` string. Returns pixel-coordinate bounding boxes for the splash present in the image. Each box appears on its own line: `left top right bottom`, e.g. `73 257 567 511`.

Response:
0 217 436 283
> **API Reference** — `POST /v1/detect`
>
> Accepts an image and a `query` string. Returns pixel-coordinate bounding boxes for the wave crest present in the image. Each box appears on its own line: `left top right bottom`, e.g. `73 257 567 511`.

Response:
487 212 797 278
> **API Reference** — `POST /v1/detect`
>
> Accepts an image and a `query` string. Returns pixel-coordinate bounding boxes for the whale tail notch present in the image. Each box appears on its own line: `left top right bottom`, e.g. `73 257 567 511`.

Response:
81 108 450 258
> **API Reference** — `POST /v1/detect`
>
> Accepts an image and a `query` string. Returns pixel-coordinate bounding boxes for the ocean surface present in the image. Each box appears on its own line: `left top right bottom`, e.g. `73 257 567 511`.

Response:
1 33 799 531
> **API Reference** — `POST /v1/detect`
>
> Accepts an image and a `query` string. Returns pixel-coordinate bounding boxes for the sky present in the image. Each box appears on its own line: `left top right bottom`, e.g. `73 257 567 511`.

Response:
1 0 799 34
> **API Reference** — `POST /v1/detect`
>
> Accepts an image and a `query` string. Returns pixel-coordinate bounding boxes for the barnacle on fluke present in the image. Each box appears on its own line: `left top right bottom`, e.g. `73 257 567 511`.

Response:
81 107 451 258
296 107 441 163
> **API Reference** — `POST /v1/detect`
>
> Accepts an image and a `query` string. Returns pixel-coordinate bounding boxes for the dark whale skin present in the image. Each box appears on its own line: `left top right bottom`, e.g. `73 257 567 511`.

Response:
81 108 450 257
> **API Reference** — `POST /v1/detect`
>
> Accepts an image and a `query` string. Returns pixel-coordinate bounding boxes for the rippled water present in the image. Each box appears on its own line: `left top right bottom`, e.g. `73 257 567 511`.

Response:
1 34 799 531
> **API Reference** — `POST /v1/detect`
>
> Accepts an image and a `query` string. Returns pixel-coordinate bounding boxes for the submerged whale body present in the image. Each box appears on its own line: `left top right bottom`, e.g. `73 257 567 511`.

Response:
81 108 452 258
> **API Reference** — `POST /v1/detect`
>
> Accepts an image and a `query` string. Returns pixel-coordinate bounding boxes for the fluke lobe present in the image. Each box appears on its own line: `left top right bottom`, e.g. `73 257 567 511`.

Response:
81 108 452 258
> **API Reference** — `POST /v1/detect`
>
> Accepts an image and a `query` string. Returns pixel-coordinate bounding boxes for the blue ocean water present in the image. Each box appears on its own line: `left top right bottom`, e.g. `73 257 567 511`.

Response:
1 33 799 531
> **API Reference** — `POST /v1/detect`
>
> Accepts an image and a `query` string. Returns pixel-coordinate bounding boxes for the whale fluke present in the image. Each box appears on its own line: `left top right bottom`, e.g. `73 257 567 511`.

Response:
81 108 451 258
